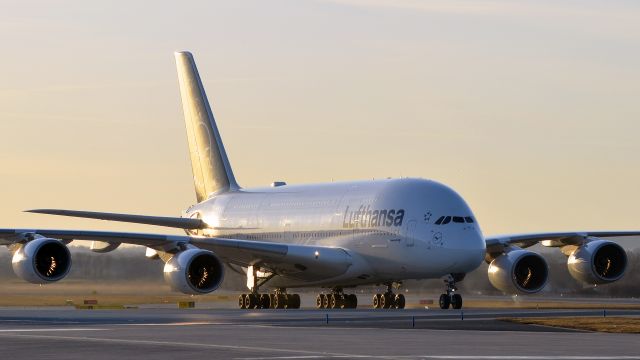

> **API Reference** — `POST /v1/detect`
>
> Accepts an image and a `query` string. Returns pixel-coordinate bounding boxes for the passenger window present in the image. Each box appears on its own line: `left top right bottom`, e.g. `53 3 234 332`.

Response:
465 216 474 223
435 216 444 225
452 216 464 223
442 216 451 224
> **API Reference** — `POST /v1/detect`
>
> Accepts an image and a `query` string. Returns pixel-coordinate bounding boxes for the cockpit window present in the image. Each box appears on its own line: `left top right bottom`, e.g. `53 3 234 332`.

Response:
434 215 474 225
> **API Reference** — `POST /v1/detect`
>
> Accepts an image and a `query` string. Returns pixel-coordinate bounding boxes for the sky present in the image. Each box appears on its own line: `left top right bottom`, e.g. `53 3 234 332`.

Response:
1 0 639 244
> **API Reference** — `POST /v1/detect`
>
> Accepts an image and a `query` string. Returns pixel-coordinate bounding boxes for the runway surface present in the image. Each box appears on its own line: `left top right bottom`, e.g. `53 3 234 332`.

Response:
0 307 638 359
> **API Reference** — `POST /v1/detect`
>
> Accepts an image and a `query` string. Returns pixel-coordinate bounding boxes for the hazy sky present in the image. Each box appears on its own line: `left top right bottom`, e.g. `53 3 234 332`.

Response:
1 0 639 241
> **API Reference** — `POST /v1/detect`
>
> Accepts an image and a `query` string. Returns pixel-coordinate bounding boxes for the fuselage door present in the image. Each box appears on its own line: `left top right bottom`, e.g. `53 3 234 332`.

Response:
405 220 416 247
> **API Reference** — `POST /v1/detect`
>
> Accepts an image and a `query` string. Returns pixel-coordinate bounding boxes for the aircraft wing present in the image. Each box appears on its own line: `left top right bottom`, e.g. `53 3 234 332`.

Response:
485 231 640 252
25 209 205 230
0 228 351 281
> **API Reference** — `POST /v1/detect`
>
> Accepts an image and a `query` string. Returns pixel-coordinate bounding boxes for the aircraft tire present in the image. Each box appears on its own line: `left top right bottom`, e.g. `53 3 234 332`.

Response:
245 293 258 309
274 294 286 309
451 294 462 309
288 293 301 309
372 293 381 309
259 293 271 309
394 294 405 309
321 293 330 309
381 293 392 309
347 294 358 309
439 294 450 309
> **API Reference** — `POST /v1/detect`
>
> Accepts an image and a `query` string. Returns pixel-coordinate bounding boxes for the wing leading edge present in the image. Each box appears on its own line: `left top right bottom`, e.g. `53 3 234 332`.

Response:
485 231 640 252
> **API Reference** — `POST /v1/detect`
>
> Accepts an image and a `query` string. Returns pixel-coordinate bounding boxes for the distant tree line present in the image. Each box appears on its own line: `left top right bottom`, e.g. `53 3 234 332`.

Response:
1 246 638 297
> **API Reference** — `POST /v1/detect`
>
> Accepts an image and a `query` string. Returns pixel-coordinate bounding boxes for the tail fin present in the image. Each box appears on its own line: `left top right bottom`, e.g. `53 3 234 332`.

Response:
175 51 240 201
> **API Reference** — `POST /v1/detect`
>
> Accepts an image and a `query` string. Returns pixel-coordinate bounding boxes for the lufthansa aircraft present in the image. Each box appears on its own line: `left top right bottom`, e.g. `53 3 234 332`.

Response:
2 52 638 310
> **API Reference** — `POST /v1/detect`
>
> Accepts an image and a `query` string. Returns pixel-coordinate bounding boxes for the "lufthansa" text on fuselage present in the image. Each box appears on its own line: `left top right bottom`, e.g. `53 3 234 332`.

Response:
342 205 405 228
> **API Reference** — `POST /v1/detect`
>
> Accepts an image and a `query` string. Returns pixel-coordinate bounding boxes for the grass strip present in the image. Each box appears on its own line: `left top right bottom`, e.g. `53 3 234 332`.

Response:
502 316 640 333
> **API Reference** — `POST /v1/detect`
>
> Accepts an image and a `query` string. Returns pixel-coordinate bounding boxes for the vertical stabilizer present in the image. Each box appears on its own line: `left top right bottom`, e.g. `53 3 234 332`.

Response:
175 51 239 201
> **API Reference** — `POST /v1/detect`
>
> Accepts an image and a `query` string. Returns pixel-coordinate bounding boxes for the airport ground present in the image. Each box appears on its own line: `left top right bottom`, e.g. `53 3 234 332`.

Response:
0 291 639 360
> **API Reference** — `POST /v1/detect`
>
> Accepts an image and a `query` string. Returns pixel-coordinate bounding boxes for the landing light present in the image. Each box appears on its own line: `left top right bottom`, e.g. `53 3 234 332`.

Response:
314 251 319 259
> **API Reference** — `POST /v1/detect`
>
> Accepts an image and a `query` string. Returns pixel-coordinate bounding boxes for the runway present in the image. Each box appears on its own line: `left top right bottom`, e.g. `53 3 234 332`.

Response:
0 307 638 359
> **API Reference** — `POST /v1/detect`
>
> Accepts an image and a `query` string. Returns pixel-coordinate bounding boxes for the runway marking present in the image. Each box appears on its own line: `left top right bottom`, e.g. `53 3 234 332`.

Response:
234 355 358 360
396 358 631 360
125 322 219 326
0 328 105 332
0 333 389 359
236 357 640 360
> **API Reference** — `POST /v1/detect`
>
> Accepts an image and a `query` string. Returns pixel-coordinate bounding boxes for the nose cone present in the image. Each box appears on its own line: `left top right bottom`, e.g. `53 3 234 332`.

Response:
445 230 485 273
464 231 487 271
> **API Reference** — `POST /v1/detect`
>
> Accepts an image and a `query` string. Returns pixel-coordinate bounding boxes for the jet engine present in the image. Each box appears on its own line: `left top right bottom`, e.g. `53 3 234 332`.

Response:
567 240 627 284
163 249 225 295
488 249 548 294
12 238 72 284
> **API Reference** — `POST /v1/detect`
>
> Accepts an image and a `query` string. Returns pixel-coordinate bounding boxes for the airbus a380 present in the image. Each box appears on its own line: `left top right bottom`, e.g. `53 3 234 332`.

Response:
2 52 638 310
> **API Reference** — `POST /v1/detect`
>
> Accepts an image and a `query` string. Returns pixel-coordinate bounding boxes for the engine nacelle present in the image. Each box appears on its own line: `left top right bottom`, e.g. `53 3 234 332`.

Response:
12 238 72 284
163 249 225 295
568 240 627 284
488 250 548 294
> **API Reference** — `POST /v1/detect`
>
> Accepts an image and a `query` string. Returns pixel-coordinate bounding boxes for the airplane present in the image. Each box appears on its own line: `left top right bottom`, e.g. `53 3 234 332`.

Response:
1 51 638 310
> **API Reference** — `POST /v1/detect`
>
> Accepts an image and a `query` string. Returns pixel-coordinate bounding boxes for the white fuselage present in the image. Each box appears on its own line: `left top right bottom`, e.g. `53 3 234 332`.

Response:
185 178 486 289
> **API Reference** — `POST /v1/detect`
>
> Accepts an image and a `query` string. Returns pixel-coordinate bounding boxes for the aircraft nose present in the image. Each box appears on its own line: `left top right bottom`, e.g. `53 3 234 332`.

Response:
467 232 487 268
451 232 486 272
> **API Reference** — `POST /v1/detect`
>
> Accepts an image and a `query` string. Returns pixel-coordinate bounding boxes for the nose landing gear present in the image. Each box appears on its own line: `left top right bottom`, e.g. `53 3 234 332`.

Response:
439 273 464 309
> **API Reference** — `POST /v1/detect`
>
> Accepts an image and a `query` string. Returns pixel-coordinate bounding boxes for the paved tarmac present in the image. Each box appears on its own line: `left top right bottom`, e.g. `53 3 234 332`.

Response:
0 307 638 359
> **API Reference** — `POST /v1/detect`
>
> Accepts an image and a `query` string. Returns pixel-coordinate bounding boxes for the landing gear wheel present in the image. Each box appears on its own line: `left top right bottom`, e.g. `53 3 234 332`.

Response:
394 294 405 309
372 293 382 309
439 294 450 309
274 294 286 309
245 293 259 309
316 294 324 309
259 294 271 309
380 293 392 309
451 293 463 309
347 294 358 309
321 293 330 309
239 294 247 309
287 294 301 309
337 294 346 309
329 293 337 309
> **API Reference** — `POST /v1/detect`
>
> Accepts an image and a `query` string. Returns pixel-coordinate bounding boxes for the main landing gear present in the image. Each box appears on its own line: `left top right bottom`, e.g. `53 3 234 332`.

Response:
372 283 405 309
237 266 301 309
238 288 301 309
316 288 358 309
439 273 464 310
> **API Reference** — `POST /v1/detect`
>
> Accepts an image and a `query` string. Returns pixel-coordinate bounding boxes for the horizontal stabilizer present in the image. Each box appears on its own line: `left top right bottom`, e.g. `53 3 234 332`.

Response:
26 209 205 230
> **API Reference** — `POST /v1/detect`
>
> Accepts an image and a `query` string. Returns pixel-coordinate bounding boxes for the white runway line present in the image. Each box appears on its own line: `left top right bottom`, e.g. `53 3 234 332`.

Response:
0 333 384 358
236 357 640 360
414 357 640 360
124 322 221 326
0 328 105 332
